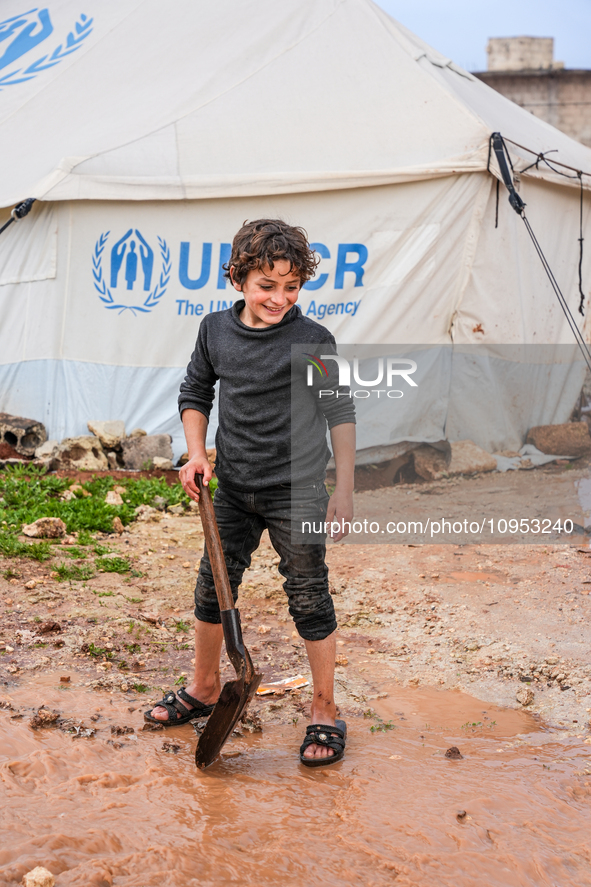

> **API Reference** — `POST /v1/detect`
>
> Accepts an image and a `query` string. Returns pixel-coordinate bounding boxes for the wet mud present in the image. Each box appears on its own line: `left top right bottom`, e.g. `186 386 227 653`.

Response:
1 674 591 886
2 464 591 884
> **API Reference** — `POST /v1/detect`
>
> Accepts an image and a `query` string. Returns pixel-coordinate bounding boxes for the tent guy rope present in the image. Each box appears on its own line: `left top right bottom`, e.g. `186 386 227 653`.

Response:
490 133 591 375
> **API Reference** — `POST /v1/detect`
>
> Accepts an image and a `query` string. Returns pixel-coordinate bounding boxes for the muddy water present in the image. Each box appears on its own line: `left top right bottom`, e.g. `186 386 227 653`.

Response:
2 675 591 887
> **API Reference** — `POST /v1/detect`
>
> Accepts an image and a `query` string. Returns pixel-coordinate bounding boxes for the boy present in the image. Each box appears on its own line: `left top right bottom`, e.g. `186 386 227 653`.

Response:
146 219 355 765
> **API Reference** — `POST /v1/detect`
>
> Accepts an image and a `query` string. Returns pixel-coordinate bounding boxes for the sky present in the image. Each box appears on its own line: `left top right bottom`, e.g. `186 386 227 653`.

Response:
373 0 591 72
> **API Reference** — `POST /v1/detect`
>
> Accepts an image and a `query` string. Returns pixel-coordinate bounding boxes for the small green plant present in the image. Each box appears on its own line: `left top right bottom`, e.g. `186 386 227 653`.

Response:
2 463 47 480
78 530 94 546
63 546 88 559
87 643 107 658
461 721 483 730
34 615 41 623
96 556 131 574
2 567 20 579
125 642 141 654
34 642 48 648
93 543 113 556
130 568 144 578
0 534 53 561
92 590 115 598
174 675 187 686
369 720 396 733
126 620 135 634
125 596 143 604
55 562 95 582
175 619 190 633
132 683 148 693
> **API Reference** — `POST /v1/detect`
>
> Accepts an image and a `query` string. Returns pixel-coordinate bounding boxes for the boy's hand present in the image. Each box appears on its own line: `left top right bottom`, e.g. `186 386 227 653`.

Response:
179 455 213 502
326 487 353 542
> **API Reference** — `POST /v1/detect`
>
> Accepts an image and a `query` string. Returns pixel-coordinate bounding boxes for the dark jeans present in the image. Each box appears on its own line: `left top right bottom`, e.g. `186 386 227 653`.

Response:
194 480 336 641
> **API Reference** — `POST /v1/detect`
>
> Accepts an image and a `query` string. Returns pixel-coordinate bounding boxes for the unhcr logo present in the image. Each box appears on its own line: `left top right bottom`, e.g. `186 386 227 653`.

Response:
0 8 93 90
93 229 171 315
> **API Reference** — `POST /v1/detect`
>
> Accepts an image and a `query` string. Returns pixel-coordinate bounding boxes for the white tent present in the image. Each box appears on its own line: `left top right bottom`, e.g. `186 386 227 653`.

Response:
1 0 590 458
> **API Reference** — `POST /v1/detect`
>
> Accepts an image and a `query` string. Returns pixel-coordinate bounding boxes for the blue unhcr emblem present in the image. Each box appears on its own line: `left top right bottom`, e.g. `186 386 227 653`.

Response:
0 8 93 90
92 230 171 315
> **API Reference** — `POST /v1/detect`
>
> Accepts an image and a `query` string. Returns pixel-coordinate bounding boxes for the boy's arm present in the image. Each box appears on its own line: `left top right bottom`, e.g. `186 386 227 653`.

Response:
326 422 355 541
178 409 212 502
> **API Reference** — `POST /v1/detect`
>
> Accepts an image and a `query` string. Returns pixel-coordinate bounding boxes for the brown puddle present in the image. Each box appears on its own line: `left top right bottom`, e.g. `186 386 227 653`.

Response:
1 674 591 887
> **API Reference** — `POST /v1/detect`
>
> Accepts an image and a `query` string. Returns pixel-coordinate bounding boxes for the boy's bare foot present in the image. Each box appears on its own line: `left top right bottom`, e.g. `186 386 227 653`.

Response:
302 703 337 760
149 680 220 723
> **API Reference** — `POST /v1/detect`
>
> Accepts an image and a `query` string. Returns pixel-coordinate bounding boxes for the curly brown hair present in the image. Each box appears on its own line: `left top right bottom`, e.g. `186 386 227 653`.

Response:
224 219 320 288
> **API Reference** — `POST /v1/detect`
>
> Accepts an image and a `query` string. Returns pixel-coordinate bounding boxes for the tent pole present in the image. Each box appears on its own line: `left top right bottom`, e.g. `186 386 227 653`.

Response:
0 198 36 237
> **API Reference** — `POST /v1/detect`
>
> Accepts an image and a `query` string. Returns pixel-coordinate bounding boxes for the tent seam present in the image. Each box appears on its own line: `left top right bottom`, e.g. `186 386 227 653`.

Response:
59 0 348 182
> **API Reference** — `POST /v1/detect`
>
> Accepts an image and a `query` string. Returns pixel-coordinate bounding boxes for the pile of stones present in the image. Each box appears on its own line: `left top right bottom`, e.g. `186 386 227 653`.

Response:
0 413 174 472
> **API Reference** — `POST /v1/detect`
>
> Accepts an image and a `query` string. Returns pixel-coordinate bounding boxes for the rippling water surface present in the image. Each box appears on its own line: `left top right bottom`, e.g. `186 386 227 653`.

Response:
1 675 591 886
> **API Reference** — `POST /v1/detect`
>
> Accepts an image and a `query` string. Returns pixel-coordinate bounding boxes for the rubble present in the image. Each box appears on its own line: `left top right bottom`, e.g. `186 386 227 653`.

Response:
52 436 108 471
516 686 535 706
413 440 496 481
87 419 126 449
22 867 55 887
34 440 58 459
526 422 591 457
22 517 66 539
153 456 174 470
29 708 60 729
0 412 46 456
105 490 123 506
121 433 173 470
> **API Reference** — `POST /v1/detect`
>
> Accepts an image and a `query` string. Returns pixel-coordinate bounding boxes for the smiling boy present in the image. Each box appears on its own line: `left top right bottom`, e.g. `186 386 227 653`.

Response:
145 219 355 765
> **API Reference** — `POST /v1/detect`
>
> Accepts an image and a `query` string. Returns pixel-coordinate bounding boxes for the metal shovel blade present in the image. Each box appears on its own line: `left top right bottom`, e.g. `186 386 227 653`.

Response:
195 608 262 769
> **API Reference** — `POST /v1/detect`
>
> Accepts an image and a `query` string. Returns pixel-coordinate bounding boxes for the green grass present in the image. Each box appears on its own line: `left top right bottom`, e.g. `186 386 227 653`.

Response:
96 556 131 574
0 472 190 538
2 567 20 579
175 619 190 633
369 720 396 733
125 643 141 654
55 562 95 582
0 534 53 561
63 546 88 559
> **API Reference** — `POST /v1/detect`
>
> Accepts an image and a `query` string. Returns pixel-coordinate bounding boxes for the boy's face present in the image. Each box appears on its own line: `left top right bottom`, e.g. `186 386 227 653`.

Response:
231 260 301 328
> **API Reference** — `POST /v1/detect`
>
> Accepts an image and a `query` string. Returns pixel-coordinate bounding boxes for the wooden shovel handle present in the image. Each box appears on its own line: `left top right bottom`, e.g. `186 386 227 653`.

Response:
195 475 235 612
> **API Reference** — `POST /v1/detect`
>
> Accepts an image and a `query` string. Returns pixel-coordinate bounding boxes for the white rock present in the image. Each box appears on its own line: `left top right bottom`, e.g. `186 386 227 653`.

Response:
34 440 58 459
106 452 119 470
87 420 126 449
134 504 162 522
53 436 108 471
516 686 534 706
448 440 497 475
105 491 123 506
153 456 174 470
22 517 66 538
22 866 55 887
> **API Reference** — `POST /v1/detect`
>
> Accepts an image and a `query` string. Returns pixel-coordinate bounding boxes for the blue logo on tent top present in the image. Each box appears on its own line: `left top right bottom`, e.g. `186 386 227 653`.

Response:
93 230 171 315
0 8 93 89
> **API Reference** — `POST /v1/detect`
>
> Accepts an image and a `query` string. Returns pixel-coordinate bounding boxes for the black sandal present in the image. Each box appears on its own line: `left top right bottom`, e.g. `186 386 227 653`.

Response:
299 719 347 767
144 687 215 726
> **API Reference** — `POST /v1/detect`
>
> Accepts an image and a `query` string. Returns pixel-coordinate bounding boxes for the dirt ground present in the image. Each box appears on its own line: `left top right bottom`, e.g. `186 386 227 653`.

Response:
1 459 590 740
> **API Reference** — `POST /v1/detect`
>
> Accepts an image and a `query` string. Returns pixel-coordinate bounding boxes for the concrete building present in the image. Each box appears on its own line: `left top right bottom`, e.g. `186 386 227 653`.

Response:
474 37 591 148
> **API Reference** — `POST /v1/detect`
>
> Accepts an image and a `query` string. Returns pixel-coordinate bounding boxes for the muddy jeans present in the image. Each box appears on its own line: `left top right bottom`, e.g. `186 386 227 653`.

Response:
194 480 336 641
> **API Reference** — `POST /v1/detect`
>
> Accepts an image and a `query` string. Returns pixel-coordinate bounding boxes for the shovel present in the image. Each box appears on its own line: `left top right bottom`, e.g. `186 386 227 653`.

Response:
194 475 262 768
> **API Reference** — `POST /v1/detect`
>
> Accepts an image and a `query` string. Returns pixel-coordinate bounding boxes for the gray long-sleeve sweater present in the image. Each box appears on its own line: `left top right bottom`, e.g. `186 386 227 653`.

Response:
178 300 355 491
